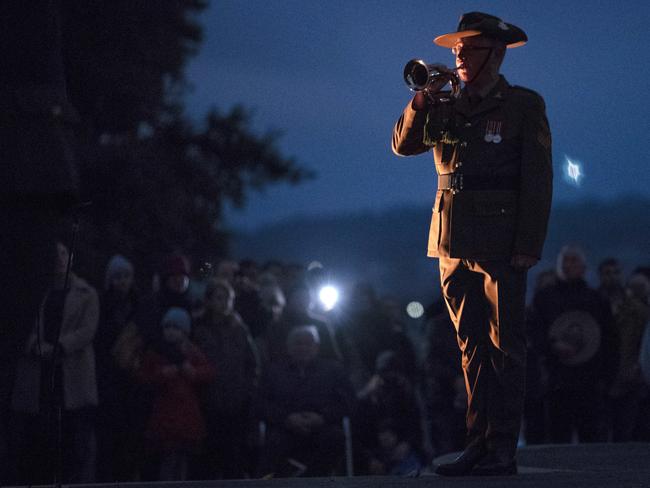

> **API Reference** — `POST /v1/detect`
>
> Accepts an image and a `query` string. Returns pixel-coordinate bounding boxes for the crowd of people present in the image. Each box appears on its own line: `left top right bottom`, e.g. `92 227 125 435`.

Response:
3 240 649 484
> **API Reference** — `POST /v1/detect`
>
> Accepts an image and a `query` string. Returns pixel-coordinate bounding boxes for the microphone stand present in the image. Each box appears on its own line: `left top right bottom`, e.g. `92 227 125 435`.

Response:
47 204 87 486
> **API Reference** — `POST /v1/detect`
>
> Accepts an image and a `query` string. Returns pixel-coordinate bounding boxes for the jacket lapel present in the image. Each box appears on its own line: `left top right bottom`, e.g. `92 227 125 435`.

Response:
454 91 472 118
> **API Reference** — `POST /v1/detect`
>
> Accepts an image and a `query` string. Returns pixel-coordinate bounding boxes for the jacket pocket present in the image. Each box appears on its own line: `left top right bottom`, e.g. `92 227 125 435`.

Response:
471 191 517 257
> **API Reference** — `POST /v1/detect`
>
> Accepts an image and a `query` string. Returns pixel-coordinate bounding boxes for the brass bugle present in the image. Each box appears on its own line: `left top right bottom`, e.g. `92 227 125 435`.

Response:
403 59 461 97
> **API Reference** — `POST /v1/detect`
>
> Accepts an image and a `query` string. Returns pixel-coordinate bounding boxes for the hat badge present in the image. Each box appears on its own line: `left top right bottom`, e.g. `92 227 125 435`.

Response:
498 21 509 30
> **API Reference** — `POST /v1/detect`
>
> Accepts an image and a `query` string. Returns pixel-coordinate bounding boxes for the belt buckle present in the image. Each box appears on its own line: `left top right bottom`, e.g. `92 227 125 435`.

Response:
451 173 464 194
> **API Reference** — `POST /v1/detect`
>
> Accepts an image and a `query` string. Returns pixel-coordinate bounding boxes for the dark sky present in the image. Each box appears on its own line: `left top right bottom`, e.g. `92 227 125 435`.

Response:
185 1 650 231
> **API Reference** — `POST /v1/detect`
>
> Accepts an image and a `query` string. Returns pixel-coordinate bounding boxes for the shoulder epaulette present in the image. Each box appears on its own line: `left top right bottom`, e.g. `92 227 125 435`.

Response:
510 85 546 108
511 85 544 100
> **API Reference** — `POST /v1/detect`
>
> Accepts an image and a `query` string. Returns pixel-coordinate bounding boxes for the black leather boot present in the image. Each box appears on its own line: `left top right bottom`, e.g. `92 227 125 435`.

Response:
471 448 518 476
434 440 487 477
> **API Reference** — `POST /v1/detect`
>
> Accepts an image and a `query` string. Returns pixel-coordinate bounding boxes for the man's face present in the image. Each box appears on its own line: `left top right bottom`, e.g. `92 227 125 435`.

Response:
562 253 586 282
54 241 70 275
111 270 133 295
287 332 319 364
452 36 502 84
599 264 622 289
207 286 233 316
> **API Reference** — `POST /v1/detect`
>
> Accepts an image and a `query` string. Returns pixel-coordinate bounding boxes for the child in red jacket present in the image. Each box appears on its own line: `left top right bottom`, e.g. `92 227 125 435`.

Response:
139 307 215 480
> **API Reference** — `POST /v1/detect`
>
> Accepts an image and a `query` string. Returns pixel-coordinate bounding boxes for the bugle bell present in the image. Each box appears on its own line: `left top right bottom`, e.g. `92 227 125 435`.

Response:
403 59 460 98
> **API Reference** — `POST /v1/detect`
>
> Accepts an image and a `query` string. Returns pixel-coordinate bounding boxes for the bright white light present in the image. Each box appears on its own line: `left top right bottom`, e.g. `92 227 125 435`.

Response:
318 285 339 311
406 301 425 319
564 155 584 186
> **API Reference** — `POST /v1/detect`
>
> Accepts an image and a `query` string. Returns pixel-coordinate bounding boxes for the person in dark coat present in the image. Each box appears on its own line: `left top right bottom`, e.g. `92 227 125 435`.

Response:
597 258 626 317
354 351 425 475
94 255 141 481
257 326 355 477
607 272 650 441
392 12 552 476
266 282 342 364
530 245 616 444
192 278 260 479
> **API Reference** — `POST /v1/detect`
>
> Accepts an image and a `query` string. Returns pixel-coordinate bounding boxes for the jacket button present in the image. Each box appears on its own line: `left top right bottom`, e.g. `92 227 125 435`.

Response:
501 208 506 214
461 141 468 147
464 122 472 127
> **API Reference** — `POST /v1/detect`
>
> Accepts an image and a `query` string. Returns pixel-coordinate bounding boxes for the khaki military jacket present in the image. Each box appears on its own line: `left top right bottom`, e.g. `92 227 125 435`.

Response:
392 76 553 260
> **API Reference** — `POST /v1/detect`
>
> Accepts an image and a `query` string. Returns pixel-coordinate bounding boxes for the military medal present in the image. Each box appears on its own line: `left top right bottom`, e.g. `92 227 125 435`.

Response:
485 121 502 143
484 121 495 142
493 122 502 143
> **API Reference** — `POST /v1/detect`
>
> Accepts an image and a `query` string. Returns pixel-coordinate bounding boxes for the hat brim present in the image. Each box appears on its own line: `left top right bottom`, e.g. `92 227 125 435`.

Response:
434 30 481 48
434 30 527 48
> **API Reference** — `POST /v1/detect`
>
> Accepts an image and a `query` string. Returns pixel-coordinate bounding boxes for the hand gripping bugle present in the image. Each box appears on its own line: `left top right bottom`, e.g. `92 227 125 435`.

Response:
403 59 461 100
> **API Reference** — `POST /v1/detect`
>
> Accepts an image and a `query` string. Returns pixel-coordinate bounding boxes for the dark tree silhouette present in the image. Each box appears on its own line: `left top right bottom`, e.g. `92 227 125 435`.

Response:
55 1 310 283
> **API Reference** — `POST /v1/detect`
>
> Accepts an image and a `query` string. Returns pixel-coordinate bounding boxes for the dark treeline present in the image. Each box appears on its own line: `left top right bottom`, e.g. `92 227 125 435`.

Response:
57 0 311 288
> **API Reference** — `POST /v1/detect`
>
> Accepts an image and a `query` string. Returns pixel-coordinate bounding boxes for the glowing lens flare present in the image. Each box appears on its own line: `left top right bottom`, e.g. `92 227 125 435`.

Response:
406 301 425 319
318 285 339 311
564 156 584 186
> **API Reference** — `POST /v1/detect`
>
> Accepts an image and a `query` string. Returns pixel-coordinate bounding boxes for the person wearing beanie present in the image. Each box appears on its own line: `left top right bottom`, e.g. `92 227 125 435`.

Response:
162 307 192 335
161 254 191 295
123 253 195 479
95 254 141 482
393 12 552 476
138 307 215 481
134 253 193 355
104 254 135 292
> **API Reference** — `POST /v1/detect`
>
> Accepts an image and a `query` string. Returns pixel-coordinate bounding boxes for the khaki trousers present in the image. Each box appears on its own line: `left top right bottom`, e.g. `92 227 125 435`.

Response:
438 257 527 454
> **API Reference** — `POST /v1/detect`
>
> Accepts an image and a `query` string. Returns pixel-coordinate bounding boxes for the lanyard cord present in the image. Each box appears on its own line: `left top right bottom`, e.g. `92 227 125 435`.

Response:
464 48 494 86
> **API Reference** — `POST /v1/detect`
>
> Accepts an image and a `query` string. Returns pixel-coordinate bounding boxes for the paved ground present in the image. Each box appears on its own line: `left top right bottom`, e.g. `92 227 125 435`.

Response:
10 443 650 488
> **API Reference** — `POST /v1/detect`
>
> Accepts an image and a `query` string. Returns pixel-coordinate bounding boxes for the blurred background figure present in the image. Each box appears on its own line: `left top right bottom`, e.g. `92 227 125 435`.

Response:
256 326 355 477
94 254 141 481
530 245 615 444
522 268 557 445
136 253 193 345
597 258 626 317
193 278 260 479
10 239 98 484
255 281 287 364
377 295 419 384
234 259 267 338
422 300 465 458
337 282 392 390
607 271 650 441
215 259 239 284
267 282 342 364
117 252 194 478
354 350 425 475
367 419 423 476
138 307 215 481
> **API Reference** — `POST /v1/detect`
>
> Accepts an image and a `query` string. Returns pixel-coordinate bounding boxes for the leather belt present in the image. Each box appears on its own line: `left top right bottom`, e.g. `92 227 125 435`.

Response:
437 173 519 192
